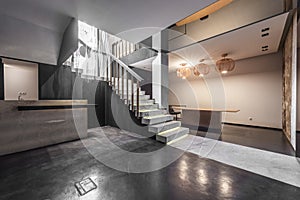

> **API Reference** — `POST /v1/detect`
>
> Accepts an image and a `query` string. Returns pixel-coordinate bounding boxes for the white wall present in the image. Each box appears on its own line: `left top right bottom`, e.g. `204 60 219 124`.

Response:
3 59 38 101
169 52 283 129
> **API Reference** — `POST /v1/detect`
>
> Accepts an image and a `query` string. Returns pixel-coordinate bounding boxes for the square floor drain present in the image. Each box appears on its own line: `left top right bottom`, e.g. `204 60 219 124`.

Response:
75 178 97 196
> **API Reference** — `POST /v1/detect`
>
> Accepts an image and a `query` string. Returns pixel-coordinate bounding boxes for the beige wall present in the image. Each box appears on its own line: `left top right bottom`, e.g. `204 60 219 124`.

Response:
3 59 38 101
169 52 283 129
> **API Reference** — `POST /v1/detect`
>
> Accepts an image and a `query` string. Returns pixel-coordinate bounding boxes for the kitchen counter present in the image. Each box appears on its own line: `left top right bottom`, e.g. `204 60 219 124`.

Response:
0 100 88 156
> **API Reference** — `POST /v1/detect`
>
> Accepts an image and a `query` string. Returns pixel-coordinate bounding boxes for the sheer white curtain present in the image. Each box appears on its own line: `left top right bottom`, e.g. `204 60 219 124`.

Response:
64 21 113 80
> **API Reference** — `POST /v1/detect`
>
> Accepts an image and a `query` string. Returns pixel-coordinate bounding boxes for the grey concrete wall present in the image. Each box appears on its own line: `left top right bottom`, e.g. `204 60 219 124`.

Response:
58 18 78 66
39 64 106 128
104 83 153 138
132 67 152 98
0 14 65 65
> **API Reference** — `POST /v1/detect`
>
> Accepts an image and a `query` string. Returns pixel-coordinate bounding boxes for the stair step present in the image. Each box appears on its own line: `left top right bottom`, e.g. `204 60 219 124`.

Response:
114 86 141 90
149 121 181 133
142 114 174 125
156 127 189 144
121 90 146 95
115 90 146 96
123 95 150 101
124 94 150 100
139 109 166 117
131 99 155 105
125 99 154 105
134 104 158 111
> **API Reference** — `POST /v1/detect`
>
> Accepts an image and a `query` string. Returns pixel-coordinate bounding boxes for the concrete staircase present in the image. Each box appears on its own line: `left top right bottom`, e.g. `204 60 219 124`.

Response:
113 78 189 144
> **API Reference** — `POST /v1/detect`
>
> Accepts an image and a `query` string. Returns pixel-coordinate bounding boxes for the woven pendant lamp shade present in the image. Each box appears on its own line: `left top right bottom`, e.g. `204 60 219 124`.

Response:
193 63 210 77
177 68 183 78
177 63 191 79
216 54 235 74
180 68 191 79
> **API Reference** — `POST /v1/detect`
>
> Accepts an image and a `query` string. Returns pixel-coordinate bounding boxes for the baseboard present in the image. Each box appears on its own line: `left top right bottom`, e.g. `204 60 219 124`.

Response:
223 122 282 131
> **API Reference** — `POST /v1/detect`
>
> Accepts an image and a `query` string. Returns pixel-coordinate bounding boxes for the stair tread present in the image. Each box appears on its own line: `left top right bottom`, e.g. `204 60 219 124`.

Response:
139 109 160 112
133 103 155 106
158 127 189 137
149 121 181 128
143 114 173 119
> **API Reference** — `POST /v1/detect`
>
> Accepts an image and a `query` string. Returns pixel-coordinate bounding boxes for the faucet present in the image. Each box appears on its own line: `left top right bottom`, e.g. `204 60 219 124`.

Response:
18 92 27 101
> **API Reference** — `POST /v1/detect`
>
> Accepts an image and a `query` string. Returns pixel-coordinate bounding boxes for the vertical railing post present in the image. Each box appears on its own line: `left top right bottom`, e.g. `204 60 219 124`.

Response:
106 56 109 82
131 76 134 111
136 81 140 117
113 45 117 88
110 60 113 86
117 63 120 95
125 41 129 56
121 67 124 100
126 71 129 105
120 41 123 58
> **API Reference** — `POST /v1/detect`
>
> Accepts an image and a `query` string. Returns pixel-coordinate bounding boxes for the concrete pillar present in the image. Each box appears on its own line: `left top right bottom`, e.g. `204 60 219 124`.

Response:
152 30 169 109
282 10 298 150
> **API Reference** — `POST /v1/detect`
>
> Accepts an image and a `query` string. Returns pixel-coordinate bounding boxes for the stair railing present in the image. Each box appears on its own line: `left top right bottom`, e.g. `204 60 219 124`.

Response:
101 51 143 117
112 39 142 59
75 37 145 117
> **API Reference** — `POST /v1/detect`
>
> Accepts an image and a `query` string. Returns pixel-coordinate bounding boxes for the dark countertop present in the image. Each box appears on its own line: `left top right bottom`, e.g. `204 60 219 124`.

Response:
18 104 98 111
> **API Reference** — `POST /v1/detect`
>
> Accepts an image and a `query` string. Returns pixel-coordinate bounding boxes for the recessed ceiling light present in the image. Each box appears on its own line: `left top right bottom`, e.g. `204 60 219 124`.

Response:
176 0 233 26
262 33 269 37
261 27 270 32
200 15 209 21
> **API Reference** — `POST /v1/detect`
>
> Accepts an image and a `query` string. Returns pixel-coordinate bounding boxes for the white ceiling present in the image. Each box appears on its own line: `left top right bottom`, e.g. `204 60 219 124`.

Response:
169 13 288 72
0 0 217 43
168 0 285 51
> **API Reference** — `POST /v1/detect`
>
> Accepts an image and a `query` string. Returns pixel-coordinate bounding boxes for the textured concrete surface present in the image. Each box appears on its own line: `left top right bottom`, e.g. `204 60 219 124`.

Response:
0 126 300 200
0 100 87 155
170 134 300 188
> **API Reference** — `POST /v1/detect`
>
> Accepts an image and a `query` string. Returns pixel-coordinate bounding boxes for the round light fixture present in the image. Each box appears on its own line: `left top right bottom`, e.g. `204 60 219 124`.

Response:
193 61 210 77
180 67 191 79
177 63 191 79
216 53 235 74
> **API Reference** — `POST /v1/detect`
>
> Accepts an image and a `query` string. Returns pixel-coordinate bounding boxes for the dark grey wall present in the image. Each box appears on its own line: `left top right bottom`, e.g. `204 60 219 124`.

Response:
140 36 152 48
0 59 4 100
132 68 152 98
105 83 153 138
297 131 300 157
39 64 106 128
58 18 78 66
39 64 75 100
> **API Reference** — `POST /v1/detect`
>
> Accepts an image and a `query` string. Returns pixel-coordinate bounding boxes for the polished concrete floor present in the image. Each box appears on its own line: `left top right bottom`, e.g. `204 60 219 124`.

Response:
0 126 300 200
194 124 295 156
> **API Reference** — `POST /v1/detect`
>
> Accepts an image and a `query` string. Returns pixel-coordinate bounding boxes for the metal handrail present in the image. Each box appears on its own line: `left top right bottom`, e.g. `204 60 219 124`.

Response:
101 52 144 82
